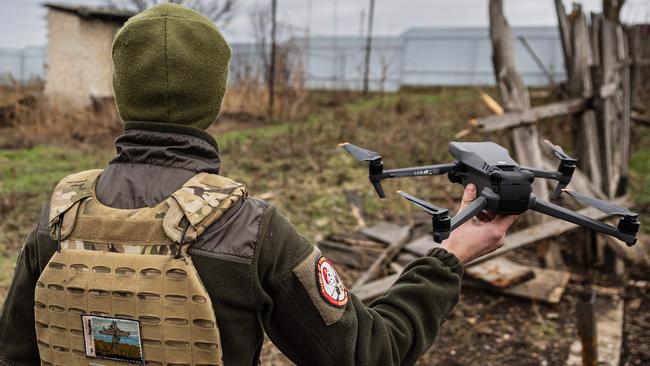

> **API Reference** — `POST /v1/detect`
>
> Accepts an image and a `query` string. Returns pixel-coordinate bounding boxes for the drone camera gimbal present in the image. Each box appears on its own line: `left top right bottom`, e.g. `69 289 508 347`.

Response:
339 140 639 246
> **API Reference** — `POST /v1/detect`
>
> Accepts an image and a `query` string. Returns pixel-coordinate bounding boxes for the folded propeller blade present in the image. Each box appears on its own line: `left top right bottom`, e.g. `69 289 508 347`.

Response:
562 189 636 217
543 139 574 161
338 142 382 163
397 190 448 216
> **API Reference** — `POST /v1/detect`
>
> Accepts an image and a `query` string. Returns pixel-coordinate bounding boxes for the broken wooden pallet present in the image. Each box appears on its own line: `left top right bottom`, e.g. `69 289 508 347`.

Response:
465 257 535 288
464 267 571 304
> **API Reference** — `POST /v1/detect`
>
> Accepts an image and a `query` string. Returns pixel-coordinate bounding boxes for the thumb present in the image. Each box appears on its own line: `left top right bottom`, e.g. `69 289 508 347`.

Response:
458 184 476 212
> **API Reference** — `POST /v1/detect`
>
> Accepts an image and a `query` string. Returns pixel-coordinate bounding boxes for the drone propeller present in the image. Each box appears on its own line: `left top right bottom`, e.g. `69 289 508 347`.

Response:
544 140 577 200
397 191 448 216
338 142 382 163
398 190 452 242
543 140 572 161
339 142 386 197
562 189 636 217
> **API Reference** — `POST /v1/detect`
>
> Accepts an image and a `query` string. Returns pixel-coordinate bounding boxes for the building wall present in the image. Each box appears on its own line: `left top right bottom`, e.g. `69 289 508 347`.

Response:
44 9 121 107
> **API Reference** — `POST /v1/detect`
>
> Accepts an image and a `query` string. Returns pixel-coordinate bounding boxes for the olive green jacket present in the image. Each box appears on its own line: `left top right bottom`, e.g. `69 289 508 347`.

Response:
0 127 462 366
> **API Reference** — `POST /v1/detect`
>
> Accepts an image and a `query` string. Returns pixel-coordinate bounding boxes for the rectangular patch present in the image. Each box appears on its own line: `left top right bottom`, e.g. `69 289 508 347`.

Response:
81 315 145 365
293 247 347 325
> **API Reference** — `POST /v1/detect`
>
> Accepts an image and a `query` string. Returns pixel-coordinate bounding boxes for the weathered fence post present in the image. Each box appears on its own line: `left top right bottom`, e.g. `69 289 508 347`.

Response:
576 288 598 366
489 0 563 268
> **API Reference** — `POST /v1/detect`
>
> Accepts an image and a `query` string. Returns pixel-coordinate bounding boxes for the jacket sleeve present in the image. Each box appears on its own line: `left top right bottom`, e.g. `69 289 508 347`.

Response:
0 229 41 366
254 206 463 366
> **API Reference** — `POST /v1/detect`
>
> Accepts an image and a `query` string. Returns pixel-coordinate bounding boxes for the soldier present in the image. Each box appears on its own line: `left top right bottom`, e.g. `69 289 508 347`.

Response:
0 3 517 366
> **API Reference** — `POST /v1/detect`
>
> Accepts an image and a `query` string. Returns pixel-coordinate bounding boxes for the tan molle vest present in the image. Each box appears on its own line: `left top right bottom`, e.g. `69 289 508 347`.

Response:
34 169 247 366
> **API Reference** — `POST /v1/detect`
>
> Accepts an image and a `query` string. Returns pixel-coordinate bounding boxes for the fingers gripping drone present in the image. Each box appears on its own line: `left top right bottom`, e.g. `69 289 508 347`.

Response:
339 141 639 246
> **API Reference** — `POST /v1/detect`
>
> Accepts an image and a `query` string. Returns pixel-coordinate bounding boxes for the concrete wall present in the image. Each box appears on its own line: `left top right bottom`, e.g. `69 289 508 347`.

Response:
44 9 121 107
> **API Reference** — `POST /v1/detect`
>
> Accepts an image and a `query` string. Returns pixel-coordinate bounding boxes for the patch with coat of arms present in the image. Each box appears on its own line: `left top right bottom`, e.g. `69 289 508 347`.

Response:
81 315 144 364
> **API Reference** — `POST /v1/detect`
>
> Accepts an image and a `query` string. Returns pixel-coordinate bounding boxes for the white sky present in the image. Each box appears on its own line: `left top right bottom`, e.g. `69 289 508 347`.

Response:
0 0 648 48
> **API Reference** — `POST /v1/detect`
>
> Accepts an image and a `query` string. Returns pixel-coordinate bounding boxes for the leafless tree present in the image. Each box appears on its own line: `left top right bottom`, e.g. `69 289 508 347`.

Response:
249 4 272 83
106 0 238 27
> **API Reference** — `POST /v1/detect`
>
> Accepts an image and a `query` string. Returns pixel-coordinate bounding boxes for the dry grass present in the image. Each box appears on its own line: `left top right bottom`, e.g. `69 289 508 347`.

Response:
0 82 122 149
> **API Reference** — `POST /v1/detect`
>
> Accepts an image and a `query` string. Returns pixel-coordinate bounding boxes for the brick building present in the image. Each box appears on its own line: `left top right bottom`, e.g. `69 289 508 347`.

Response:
43 3 133 107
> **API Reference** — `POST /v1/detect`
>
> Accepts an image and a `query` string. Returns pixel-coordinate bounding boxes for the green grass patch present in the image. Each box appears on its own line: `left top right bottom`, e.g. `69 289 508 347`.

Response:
0 145 111 196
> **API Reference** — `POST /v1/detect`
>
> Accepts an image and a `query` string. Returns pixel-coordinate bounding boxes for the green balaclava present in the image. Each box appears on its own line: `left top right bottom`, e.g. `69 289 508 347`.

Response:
112 3 231 135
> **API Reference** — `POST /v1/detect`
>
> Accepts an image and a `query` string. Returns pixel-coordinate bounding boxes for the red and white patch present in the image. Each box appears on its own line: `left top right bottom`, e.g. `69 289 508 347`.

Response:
316 256 348 307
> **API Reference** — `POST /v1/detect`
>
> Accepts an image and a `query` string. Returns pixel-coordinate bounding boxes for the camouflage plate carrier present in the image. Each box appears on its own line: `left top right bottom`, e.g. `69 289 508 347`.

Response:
34 169 247 366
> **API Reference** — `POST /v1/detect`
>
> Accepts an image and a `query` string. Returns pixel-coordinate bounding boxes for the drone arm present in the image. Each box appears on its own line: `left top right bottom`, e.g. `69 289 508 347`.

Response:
450 196 488 231
530 198 636 245
522 166 572 200
522 167 560 180
381 163 457 179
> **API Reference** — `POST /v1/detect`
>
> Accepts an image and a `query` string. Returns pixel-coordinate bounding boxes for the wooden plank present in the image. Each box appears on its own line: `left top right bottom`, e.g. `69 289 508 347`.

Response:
403 235 435 257
353 222 411 290
497 267 569 304
465 257 535 288
490 0 559 267
632 112 650 126
354 273 400 302
318 240 380 269
469 196 630 265
599 81 618 98
360 221 410 246
475 98 586 132
554 0 572 77
615 24 631 197
566 296 624 366
560 7 604 191
395 252 417 267
464 267 570 304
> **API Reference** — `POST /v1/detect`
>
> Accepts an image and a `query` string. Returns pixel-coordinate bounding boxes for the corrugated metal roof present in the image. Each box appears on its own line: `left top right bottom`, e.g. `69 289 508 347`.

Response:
42 2 135 22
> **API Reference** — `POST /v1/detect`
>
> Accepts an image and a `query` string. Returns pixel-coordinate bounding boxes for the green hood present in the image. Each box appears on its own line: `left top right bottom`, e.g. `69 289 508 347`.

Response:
112 3 231 131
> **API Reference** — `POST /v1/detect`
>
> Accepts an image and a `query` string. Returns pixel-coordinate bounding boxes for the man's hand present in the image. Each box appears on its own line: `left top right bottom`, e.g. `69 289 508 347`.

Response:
441 184 518 265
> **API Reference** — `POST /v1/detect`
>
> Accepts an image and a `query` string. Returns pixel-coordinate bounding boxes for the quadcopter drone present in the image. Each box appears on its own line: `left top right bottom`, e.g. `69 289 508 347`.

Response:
339 140 639 246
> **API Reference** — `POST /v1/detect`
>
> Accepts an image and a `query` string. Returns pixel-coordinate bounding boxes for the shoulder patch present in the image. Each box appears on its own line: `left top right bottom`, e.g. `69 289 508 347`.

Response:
316 256 348 307
293 248 347 325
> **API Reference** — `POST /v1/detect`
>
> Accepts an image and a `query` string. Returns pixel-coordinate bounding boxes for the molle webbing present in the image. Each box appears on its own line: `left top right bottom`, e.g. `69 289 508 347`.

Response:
35 250 221 366
36 170 248 366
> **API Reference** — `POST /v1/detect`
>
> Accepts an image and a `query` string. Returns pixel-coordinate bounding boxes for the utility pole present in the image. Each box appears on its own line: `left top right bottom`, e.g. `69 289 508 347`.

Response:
269 0 278 119
362 0 375 95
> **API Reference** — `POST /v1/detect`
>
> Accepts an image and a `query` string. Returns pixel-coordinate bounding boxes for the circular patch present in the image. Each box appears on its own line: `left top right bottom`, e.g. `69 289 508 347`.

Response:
316 256 348 307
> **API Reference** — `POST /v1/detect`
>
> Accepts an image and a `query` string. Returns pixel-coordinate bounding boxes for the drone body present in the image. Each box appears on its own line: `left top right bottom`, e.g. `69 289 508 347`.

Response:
447 142 534 215
340 140 639 246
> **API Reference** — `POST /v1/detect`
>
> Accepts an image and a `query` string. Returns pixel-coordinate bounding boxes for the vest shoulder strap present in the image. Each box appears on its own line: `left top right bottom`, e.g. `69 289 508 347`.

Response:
48 169 103 238
163 172 248 243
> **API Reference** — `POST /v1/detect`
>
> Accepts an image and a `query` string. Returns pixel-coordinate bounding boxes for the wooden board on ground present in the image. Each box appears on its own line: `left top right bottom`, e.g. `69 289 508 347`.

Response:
566 296 624 366
395 252 417 267
501 267 570 303
354 273 400 302
360 221 410 246
464 266 570 304
403 235 435 256
318 240 380 269
465 257 535 288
